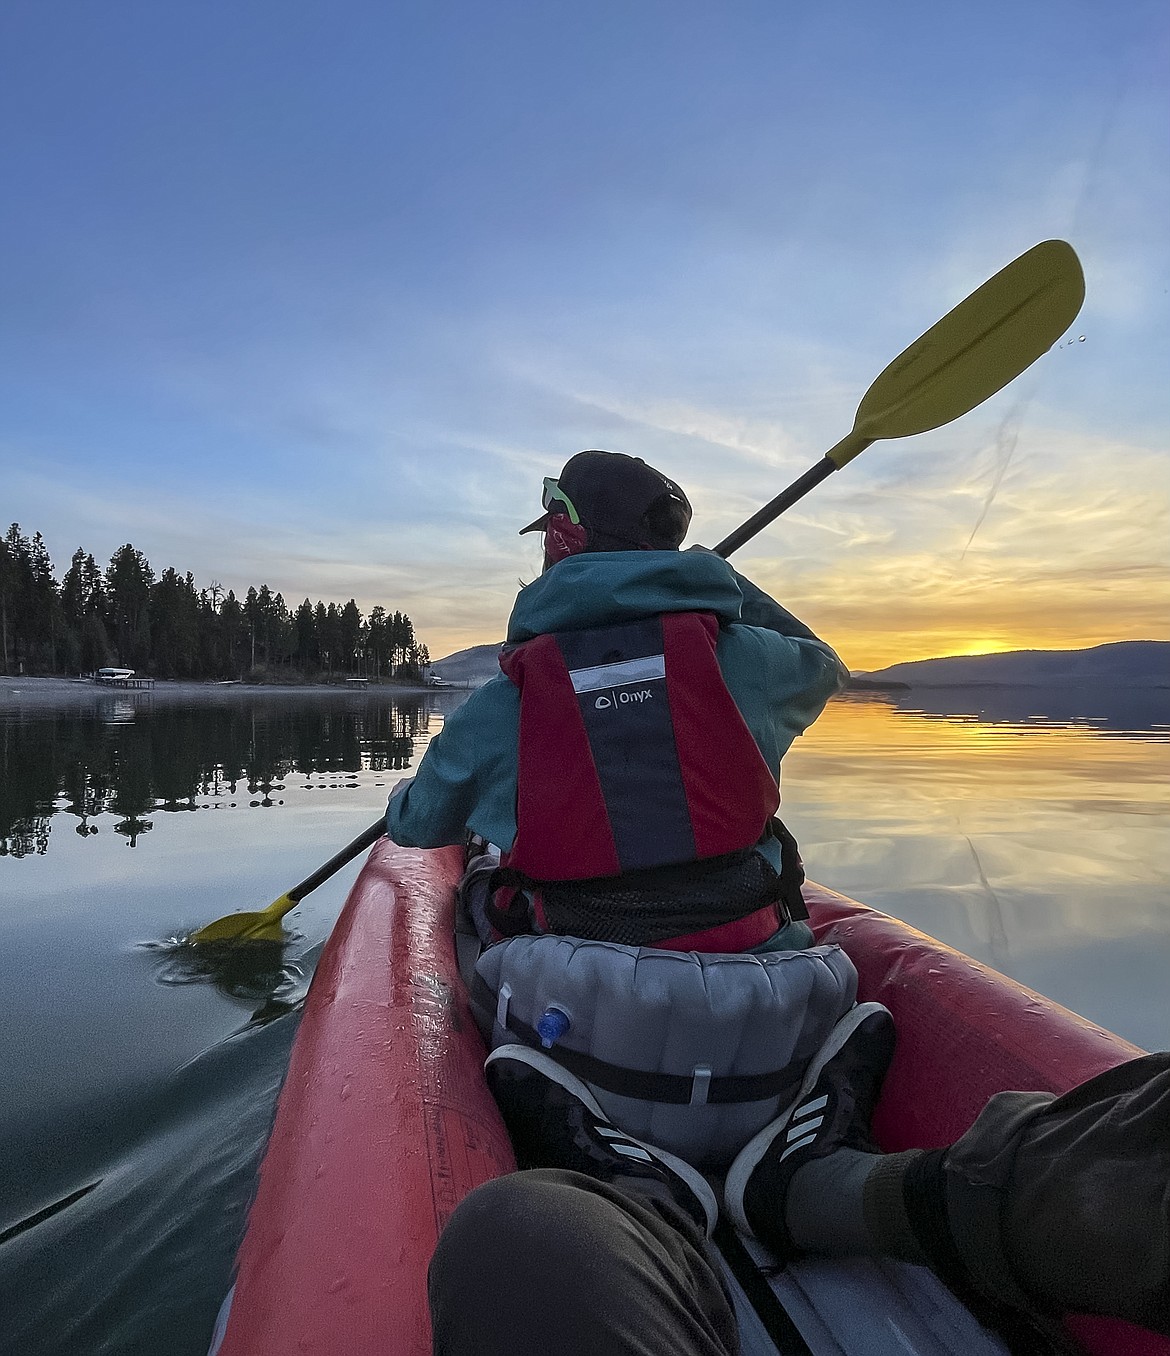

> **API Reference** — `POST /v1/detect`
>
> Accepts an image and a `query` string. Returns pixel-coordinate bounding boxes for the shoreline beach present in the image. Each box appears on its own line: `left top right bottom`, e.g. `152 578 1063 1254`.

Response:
0 675 458 708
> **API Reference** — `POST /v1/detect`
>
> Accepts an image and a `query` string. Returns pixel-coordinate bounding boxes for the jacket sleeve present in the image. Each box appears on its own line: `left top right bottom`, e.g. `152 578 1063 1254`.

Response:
727 567 849 736
730 567 823 642
385 676 520 850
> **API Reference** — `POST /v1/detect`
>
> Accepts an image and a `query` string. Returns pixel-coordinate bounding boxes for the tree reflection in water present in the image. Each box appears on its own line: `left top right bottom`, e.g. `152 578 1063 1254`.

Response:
0 696 428 858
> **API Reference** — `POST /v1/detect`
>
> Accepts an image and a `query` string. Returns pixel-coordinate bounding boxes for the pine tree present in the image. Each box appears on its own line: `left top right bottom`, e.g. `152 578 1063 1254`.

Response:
243 587 260 671
295 599 316 673
367 605 387 679
106 544 155 668
61 549 110 672
220 591 245 675
0 526 24 673
339 600 362 674
28 532 61 671
0 524 430 683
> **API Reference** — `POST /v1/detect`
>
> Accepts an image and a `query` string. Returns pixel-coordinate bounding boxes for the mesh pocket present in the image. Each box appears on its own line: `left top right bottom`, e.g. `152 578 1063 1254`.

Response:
538 850 782 945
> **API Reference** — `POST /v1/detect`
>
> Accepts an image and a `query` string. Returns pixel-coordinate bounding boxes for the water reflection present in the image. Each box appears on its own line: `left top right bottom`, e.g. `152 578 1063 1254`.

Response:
0 696 429 858
0 1006 301 1356
0 692 448 1356
854 680 1170 738
783 687 1170 1051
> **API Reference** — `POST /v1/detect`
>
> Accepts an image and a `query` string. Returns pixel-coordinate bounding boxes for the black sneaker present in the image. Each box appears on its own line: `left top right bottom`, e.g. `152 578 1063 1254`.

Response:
723 1002 896 1259
485 1044 719 1236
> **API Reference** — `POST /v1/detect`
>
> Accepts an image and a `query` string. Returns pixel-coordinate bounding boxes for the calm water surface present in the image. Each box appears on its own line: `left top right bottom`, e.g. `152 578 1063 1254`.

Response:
0 682 1166 1353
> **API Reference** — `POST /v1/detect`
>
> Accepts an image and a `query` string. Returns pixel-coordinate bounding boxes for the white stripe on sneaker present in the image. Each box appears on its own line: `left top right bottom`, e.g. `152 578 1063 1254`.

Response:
794 1094 828 1118
612 1143 655 1163
598 1125 660 1165
778 1132 818 1163
786 1115 824 1141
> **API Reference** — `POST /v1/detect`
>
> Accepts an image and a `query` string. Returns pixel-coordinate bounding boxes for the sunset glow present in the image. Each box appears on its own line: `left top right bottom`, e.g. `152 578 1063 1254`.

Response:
1 4 1166 671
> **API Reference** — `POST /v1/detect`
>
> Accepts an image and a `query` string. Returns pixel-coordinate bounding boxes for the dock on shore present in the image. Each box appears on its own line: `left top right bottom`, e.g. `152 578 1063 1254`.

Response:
95 675 156 689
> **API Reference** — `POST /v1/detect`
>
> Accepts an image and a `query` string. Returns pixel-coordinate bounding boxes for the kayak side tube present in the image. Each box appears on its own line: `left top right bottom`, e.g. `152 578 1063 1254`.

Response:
214 839 515 1356
803 882 1144 1149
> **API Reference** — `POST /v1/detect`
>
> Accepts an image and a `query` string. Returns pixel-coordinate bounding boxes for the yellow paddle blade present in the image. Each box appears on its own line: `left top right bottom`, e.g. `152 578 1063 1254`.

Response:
832 239 1085 466
189 817 387 946
189 892 297 944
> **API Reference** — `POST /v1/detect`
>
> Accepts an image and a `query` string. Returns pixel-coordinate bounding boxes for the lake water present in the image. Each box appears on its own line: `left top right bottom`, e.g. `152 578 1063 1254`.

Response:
0 682 1166 1353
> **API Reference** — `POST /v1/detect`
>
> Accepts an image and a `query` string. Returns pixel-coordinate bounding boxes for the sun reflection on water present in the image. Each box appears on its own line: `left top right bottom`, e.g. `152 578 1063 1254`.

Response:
783 691 1170 1050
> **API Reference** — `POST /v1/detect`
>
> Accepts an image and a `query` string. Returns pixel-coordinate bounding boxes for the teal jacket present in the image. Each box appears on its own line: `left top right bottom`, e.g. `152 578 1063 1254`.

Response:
387 550 848 873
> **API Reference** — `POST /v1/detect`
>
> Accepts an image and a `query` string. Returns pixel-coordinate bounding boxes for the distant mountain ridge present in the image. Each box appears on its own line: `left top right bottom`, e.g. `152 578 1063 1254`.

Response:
856 640 1169 689
429 642 504 686
434 638 1170 692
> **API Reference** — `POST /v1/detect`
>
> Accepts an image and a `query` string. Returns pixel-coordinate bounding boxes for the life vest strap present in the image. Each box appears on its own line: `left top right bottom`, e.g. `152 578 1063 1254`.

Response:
767 815 809 922
486 844 797 947
487 818 808 945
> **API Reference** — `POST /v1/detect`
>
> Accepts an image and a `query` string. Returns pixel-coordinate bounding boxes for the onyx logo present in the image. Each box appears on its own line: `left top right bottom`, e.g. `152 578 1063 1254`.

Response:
595 689 652 711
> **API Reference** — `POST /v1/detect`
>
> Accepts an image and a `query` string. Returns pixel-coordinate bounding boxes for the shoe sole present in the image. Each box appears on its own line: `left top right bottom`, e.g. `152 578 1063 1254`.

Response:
724 1001 893 1236
486 1043 719 1235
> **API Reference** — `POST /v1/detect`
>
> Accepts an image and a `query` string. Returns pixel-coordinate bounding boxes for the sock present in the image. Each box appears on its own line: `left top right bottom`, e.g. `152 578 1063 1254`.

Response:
785 1148 928 1260
901 1147 965 1279
862 1150 928 1263
783 1148 877 1255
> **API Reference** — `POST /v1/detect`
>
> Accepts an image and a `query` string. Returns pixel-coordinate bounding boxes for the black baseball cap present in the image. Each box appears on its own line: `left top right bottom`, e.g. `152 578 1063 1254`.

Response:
519 450 692 550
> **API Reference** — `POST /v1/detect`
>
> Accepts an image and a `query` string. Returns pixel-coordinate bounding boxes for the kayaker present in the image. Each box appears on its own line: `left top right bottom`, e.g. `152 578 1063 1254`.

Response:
388 447 848 956
398 452 1168 1352
388 449 871 1171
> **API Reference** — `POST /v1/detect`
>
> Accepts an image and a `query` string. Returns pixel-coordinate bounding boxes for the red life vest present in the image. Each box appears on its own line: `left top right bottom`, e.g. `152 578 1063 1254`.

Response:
495 612 783 949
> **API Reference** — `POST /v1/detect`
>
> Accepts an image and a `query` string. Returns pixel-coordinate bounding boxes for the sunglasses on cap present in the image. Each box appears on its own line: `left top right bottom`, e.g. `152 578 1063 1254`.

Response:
541 477 580 524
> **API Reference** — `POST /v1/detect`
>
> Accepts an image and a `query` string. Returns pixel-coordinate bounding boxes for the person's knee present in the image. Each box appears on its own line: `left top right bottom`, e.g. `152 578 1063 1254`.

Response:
429 1171 633 1355
430 1170 739 1356
433 1172 567 1281
431 1171 621 1315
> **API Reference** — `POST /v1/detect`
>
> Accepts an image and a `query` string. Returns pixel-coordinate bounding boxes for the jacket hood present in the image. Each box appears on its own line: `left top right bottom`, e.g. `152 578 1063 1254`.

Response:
505 550 745 642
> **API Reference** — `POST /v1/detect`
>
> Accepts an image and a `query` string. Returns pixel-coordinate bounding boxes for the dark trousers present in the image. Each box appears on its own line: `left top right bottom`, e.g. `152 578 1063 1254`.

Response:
429 1169 740 1356
931 1051 1170 1338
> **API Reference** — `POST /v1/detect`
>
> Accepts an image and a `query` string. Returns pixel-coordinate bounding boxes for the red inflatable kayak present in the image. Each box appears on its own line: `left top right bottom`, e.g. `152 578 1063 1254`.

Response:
211 838 1165 1356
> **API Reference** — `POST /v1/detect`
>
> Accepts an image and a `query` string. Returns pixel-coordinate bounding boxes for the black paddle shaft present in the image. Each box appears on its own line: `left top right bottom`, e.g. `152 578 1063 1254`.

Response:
288 817 387 902
713 455 840 559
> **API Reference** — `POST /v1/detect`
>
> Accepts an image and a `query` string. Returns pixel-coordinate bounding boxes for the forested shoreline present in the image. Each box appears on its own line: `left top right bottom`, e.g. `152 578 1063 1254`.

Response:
0 524 430 682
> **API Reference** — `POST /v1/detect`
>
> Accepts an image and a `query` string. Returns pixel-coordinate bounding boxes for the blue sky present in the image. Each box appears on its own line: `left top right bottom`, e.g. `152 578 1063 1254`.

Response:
2 0 1167 668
